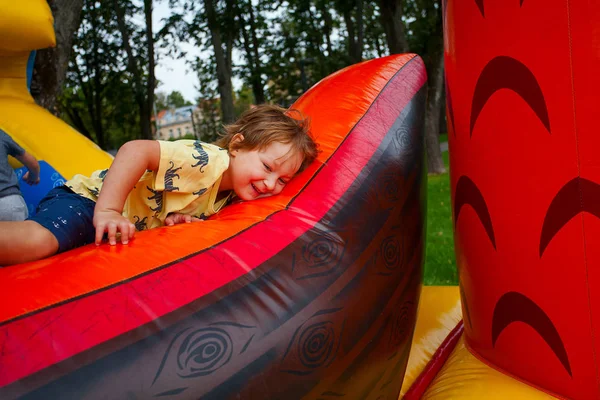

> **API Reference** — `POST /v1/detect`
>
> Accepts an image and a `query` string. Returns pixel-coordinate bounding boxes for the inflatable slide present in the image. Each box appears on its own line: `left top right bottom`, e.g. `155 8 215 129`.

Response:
0 1 427 398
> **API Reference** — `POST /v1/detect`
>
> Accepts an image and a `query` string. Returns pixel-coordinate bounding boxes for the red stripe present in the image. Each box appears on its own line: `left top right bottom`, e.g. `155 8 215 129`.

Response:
403 321 465 400
0 59 426 388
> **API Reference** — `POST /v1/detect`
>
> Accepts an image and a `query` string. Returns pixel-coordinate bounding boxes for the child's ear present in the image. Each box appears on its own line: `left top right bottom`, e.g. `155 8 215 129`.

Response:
231 133 244 145
229 133 244 155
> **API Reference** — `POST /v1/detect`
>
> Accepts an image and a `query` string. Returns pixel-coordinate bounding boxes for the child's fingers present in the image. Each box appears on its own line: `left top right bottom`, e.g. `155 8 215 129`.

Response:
184 215 192 223
107 222 118 245
129 223 136 239
95 224 105 245
118 221 130 244
191 217 202 222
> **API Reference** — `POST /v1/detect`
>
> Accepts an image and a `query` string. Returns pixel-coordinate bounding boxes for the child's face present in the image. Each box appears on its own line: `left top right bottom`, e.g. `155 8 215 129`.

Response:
227 139 303 201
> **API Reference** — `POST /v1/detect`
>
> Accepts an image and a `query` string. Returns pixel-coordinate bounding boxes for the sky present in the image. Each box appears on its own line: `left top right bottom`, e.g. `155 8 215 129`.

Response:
153 2 201 103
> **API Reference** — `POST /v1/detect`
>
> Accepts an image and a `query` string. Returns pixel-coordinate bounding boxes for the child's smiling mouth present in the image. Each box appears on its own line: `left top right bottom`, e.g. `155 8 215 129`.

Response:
251 183 262 196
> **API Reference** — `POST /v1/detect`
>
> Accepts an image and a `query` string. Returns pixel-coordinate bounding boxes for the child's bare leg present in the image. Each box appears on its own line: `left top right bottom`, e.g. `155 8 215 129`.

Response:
0 221 59 265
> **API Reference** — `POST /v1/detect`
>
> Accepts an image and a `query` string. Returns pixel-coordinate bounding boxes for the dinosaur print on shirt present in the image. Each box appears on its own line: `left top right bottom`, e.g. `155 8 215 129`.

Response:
193 187 207 196
191 141 209 173
133 215 148 231
146 186 163 213
164 161 182 192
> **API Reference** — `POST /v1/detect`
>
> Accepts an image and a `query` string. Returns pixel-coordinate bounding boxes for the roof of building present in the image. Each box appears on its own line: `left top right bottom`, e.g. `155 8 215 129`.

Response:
155 105 197 126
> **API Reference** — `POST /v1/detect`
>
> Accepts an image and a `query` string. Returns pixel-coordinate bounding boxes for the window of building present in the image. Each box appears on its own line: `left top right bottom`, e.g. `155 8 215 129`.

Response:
177 128 182 137
169 129 174 138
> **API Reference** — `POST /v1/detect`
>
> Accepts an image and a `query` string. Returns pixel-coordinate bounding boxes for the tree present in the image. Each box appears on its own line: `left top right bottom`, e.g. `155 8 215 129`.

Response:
166 91 192 108
204 0 236 123
59 0 144 149
113 0 156 140
155 91 168 111
406 0 445 174
337 0 364 63
235 0 266 104
31 0 84 114
379 0 408 54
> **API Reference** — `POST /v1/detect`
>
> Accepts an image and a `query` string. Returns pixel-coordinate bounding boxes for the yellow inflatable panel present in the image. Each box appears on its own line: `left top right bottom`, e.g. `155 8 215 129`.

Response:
0 94 113 178
401 286 561 399
0 1 110 178
0 0 55 53
421 337 558 399
0 52 112 177
400 286 462 397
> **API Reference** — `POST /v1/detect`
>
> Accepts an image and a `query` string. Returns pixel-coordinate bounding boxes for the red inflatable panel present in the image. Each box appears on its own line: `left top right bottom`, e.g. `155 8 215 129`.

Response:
445 1 600 398
0 55 427 399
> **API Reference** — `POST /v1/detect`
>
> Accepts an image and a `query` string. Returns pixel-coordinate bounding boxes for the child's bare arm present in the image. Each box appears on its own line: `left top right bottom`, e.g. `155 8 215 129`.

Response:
15 151 40 185
94 140 160 245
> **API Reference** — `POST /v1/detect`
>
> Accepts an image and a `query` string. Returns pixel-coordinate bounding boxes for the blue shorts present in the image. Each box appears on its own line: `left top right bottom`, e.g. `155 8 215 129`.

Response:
28 186 97 254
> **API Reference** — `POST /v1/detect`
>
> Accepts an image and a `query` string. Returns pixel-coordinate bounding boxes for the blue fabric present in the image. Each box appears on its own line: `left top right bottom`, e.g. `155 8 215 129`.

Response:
16 160 66 217
28 186 97 254
26 51 36 92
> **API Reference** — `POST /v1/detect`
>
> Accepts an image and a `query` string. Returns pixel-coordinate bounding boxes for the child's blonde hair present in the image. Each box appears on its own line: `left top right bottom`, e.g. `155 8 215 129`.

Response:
215 104 319 173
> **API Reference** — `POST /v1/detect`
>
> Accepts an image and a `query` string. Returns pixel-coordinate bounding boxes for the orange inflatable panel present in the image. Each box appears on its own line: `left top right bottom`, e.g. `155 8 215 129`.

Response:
0 55 427 399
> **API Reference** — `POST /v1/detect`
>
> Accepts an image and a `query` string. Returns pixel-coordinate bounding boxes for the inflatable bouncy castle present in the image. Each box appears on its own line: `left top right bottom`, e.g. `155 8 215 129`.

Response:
8 1 596 399
0 1 427 399
398 1 600 399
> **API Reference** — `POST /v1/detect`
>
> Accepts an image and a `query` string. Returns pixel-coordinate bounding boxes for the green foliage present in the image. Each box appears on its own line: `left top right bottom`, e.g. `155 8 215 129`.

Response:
168 133 197 141
167 91 192 107
56 0 443 150
424 147 457 285
404 0 442 61
58 0 153 150
234 85 254 117
155 90 193 111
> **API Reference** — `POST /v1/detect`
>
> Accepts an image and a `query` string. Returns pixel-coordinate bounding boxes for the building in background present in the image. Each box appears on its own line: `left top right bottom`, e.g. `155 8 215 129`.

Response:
153 105 201 140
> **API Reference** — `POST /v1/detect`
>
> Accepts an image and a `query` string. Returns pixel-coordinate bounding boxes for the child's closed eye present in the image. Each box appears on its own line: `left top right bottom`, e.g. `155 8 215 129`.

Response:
263 162 272 172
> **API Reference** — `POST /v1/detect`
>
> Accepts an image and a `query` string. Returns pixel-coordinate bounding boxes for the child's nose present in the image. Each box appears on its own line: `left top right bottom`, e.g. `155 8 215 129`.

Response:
264 176 276 191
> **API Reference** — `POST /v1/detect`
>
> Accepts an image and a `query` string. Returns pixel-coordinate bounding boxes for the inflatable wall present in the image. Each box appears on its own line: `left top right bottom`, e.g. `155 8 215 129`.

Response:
440 0 600 398
0 1 428 398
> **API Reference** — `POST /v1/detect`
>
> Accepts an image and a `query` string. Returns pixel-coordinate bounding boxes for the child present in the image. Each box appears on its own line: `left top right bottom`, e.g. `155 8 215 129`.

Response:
0 129 40 221
0 105 318 266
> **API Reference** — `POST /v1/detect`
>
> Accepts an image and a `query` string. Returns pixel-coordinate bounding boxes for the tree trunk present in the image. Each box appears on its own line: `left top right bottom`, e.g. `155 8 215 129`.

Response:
424 44 446 175
247 2 265 104
113 0 152 139
90 2 106 148
238 2 265 104
319 1 333 56
31 0 84 114
378 0 408 54
144 0 156 140
343 8 358 63
355 0 364 62
204 0 235 123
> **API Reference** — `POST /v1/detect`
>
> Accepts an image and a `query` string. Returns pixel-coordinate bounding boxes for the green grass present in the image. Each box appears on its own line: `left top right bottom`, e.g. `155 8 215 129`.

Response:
423 137 458 285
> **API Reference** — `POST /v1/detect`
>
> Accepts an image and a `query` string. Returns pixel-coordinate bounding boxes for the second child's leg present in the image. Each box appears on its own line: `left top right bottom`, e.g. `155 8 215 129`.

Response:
0 186 97 267
0 221 58 265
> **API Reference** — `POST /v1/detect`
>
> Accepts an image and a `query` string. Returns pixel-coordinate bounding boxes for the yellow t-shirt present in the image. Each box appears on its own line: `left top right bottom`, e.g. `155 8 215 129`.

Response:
66 140 231 231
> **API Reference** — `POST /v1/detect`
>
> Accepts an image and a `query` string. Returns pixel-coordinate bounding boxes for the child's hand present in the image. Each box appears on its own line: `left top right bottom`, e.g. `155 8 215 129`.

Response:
22 171 40 185
93 209 136 246
165 213 202 226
